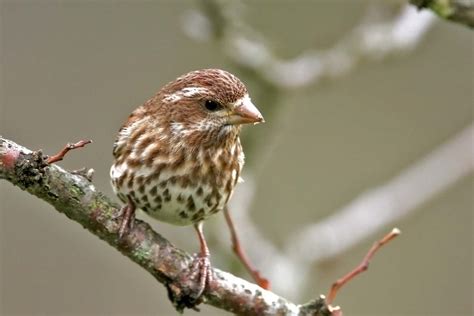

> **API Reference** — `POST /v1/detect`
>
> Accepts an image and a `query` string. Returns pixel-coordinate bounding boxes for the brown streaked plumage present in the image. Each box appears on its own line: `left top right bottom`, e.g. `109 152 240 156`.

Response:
110 69 266 303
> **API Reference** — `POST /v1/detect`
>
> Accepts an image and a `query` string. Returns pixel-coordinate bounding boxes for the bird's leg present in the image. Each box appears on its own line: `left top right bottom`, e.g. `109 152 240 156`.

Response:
116 197 136 238
189 221 212 300
224 206 270 289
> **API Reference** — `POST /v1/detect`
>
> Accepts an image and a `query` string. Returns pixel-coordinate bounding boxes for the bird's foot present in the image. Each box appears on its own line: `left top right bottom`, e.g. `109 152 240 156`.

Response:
114 201 135 239
168 253 212 312
188 253 212 300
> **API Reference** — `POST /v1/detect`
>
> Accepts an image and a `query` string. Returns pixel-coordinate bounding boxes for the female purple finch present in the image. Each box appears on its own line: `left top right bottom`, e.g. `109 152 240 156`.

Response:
110 69 267 301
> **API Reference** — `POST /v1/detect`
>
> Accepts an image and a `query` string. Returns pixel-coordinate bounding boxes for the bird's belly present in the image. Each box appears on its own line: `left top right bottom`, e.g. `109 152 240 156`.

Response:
110 163 229 226
144 184 225 226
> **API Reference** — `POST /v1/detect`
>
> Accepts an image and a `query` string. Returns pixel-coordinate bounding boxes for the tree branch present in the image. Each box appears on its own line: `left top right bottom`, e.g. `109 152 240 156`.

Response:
0 136 332 315
411 0 474 28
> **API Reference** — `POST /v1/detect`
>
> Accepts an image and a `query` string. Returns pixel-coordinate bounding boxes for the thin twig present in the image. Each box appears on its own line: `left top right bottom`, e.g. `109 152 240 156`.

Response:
326 228 401 305
224 206 270 289
46 140 92 164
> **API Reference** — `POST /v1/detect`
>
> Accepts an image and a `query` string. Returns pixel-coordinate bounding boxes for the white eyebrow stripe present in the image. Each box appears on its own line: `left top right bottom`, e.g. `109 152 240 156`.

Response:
181 87 209 97
163 87 210 103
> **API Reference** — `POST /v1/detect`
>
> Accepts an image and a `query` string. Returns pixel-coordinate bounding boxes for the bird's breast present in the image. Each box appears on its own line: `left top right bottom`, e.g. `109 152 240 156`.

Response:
111 139 243 226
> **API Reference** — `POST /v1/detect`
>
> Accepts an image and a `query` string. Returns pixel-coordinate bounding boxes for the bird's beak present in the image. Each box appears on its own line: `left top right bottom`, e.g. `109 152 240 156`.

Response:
228 95 265 125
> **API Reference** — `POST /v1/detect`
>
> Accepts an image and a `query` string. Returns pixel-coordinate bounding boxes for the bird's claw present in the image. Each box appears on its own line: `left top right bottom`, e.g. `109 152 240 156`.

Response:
118 216 133 239
167 254 212 311
115 202 135 239
188 253 212 300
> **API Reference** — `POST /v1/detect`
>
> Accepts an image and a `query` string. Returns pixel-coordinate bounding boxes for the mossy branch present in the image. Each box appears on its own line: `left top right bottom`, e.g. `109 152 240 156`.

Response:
0 136 334 316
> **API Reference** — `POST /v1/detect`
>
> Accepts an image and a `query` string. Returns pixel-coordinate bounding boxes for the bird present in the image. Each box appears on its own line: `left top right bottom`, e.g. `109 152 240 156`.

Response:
110 68 267 302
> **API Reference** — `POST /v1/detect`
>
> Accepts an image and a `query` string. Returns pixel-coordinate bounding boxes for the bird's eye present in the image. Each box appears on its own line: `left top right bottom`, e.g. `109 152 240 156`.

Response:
204 100 223 112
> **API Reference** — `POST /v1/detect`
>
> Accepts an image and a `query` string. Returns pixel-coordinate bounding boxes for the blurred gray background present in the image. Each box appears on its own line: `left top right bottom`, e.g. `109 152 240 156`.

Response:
1 1 472 316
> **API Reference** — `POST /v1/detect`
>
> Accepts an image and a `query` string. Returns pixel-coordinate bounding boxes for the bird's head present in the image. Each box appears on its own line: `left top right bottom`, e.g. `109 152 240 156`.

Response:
151 69 264 147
